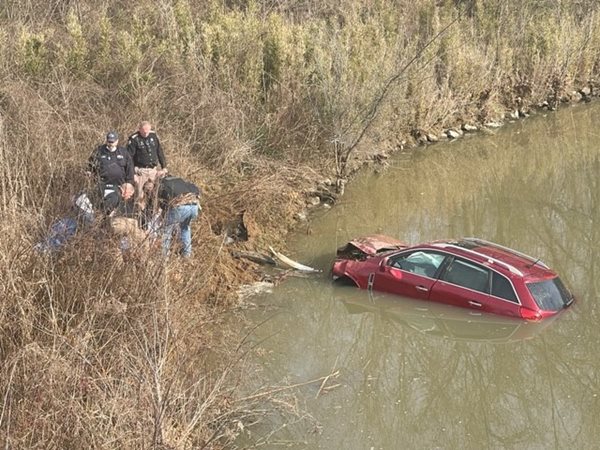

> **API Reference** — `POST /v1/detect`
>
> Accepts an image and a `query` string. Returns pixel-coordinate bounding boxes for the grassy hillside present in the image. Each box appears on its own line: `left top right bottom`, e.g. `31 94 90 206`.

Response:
1 0 599 447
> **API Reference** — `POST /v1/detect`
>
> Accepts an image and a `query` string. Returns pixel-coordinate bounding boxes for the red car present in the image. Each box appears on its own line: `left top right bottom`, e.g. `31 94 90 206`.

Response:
331 235 574 320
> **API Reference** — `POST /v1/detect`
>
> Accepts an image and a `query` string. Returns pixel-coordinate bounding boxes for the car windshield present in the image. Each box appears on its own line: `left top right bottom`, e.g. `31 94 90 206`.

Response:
526 277 573 311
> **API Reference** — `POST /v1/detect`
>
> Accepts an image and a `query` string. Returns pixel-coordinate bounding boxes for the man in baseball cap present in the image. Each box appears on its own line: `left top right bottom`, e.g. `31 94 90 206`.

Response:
87 130 135 213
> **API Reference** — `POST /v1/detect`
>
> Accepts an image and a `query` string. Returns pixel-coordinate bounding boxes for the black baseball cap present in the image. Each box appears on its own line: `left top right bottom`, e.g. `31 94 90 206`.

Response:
106 131 118 143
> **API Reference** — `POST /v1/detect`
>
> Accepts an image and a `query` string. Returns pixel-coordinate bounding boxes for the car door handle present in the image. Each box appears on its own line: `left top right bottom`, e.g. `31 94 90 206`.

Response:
468 300 482 308
416 285 429 292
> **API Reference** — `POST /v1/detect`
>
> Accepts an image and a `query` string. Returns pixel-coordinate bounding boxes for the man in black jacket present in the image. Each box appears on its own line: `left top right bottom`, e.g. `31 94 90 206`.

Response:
127 121 168 205
144 176 201 258
127 121 167 170
87 131 135 213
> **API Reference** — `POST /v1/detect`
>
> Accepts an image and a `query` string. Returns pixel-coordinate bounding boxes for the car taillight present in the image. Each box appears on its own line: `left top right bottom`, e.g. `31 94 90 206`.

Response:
519 307 542 321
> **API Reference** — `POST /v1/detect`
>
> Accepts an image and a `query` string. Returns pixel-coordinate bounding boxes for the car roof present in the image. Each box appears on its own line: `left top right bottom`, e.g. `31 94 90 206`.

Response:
424 238 557 280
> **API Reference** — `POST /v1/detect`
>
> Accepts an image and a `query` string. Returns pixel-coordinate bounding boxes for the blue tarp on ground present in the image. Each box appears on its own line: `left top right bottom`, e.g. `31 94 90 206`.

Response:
34 193 95 254
34 217 78 253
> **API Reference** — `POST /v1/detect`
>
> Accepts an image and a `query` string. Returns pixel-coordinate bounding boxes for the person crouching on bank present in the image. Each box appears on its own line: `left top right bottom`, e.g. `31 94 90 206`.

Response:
144 176 201 258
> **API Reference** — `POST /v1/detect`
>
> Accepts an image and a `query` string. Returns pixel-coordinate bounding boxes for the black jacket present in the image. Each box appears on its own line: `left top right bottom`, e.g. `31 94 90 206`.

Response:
127 131 167 169
157 176 200 209
88 145 135 186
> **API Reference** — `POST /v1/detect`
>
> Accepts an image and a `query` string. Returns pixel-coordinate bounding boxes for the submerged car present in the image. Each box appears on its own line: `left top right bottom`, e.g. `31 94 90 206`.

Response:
331 235 574 320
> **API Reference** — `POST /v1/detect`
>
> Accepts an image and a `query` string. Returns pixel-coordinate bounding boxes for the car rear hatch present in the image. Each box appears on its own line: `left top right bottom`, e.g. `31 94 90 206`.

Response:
526 276 574 312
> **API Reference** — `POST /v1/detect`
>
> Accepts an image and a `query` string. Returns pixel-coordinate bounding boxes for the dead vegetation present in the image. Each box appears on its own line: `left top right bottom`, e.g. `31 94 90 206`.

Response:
2 0 600 448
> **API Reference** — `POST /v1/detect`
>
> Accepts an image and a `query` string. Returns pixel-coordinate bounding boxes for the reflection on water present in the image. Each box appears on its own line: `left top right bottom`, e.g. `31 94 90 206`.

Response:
241 104 600 449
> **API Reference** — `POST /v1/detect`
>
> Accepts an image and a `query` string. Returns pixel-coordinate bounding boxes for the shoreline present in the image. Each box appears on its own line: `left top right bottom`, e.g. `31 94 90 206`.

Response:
282 91 597 232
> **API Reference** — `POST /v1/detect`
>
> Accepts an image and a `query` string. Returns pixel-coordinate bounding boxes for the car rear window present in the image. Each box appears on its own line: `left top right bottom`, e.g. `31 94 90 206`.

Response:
526 277 573 311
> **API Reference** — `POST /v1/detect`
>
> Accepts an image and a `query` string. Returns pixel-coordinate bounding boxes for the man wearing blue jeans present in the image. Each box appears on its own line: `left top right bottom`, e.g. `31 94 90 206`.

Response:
162 202 199 257
152 176 201 258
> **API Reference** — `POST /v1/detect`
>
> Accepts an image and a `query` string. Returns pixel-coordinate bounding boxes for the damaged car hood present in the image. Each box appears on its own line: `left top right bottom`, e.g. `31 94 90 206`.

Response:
337 234 408 257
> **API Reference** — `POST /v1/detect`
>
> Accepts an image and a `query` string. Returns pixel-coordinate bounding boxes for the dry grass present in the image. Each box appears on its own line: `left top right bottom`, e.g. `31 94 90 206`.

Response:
2 0 600 447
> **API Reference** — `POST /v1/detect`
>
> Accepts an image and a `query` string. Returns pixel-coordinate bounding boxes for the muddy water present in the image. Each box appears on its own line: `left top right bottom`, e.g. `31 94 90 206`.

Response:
241 103 600 449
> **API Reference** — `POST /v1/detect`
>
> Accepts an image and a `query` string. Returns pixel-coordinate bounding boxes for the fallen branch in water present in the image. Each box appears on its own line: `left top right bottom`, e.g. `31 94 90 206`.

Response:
316 357 340 398
268 246 321 273
235 370 340 403
231 250 276 266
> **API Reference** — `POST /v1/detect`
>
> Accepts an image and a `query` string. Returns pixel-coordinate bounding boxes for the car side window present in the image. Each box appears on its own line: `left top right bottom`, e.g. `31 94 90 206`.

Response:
440 258 490 293
491 272 519 303
389 251 446 278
